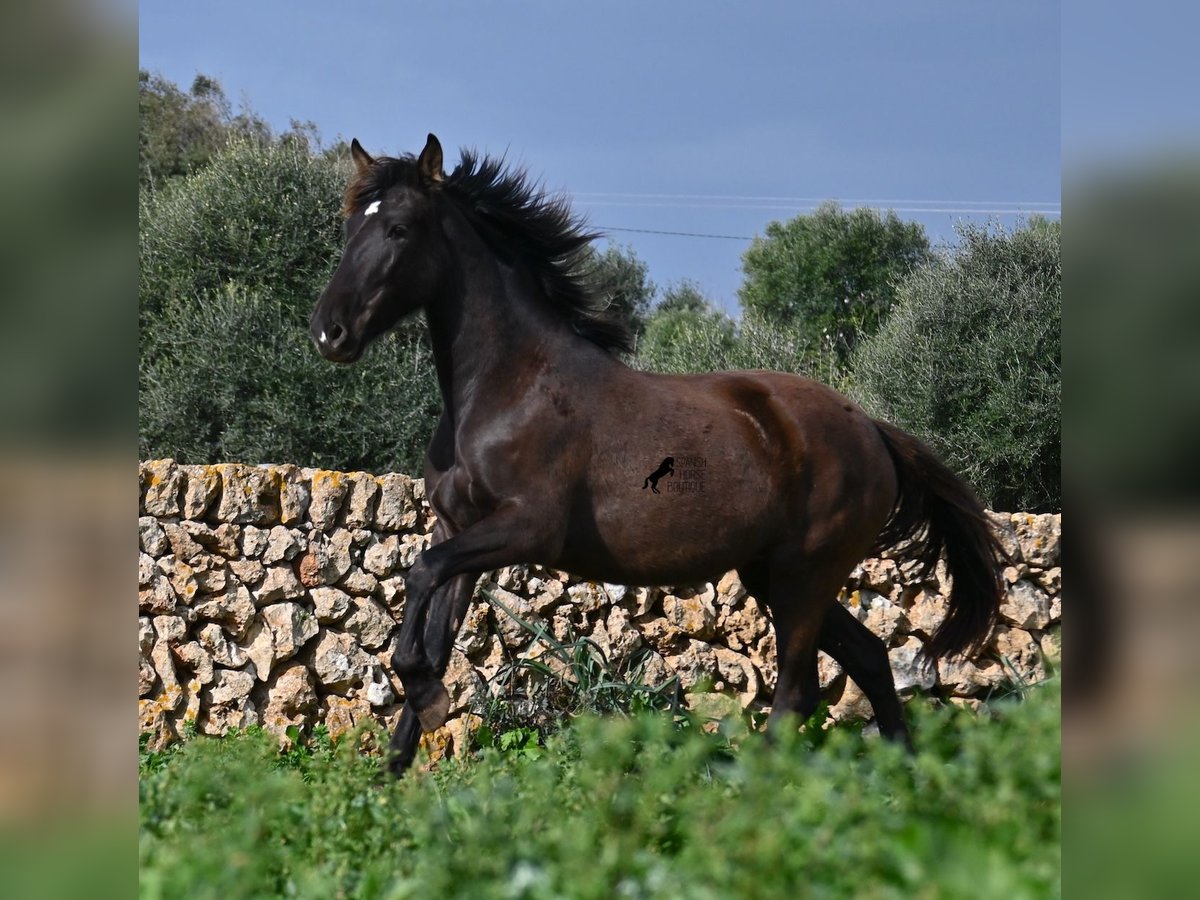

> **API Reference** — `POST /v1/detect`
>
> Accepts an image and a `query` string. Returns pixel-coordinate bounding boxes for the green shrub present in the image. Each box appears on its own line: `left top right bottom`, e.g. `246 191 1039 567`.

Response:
637 310 847 390
850 220 1061 512
139 682 1060 898
139 283 440 472
139 138 347 338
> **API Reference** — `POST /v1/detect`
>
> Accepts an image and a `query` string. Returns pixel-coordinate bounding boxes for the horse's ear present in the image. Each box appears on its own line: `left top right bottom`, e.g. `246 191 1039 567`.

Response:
418 133 445 185
350 138 374 175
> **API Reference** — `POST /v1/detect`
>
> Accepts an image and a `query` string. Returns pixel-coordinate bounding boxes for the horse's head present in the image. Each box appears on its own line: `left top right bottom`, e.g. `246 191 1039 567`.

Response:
309 134 449 363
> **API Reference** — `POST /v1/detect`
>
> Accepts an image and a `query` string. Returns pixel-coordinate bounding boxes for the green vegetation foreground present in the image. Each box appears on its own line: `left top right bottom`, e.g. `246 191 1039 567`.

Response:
140 683 1059 899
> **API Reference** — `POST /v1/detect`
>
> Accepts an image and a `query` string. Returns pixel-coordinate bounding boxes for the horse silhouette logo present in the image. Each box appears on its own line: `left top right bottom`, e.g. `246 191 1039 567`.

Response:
642 457 675 493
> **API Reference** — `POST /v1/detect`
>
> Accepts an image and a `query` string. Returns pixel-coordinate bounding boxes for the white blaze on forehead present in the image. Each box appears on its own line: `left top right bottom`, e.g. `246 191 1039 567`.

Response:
363 200 382 217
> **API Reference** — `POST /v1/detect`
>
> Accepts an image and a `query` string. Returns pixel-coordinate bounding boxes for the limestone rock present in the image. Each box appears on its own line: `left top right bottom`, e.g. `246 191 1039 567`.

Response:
715 571 747 606
197 622 246 668
262 663 317 735
253 566 305 605
202 696 258 735
713 646 759 708
174 641 214 685
139 617 156 654
161 524 204 563
455 603 491 656
991 625 1047 685
228 558 265 586
193 584 256 638
527 578 565 614
662 592 717 640
309 469 349 531
864 598 908 643
297 530 353 586
206 667 255 705
888 637 938 694
905 589 947 639
343 596 395 650
141 459 182 517
182 465 221 519
718 595 767 652
139 654 157 696
215 464 280 525
364 660 395 708
312 629 370 693
241 617 276 682
1000 580 1051 631
489 587 545 650
750 631 777 692
1014 513 1061 568
444 649 485 715
140 572 176 615
276 465 311 525
311 586 352 623
262 602 319 661
139 516 168 556
340 567 380 596
602 605 643 665
664 639 719 691
566 581 608 615
324 695 373 740
153 614 188 644
343 473 380 529
261 525 303 566
374 473 418 531
241 526 269 559
937 655 1004 696
986 512 1022 566
397 532 431 568
363 534 401 577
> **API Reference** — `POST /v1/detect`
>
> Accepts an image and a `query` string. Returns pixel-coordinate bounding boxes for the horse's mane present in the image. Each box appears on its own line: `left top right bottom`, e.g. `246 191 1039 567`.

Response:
343 150 635 355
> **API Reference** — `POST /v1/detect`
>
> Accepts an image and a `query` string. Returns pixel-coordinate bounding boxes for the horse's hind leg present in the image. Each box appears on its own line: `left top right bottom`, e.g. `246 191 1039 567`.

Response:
818 603 913 750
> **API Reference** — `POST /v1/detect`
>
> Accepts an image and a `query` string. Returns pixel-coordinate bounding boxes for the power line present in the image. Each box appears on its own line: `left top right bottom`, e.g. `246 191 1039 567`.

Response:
597 225 754 240
584 200 1060 215
575 190 1061 207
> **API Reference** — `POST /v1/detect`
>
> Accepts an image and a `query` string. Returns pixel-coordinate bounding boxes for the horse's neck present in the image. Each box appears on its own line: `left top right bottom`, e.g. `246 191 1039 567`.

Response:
424 244 589 423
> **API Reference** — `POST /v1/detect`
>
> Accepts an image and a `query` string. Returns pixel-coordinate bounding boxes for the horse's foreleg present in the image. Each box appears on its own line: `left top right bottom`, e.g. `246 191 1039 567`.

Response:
742 560 836 730
393 505 547 736
388 571 475 777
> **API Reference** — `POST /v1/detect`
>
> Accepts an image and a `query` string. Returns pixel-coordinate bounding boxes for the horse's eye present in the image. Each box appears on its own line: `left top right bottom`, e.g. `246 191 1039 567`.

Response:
388 224 408 240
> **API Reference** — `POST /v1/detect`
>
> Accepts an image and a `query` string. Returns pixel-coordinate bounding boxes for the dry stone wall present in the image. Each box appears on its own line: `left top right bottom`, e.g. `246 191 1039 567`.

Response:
139 460 1062 758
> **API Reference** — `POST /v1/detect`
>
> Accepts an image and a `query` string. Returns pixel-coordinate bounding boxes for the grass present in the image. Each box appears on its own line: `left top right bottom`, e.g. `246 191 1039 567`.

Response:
139 680 1060 899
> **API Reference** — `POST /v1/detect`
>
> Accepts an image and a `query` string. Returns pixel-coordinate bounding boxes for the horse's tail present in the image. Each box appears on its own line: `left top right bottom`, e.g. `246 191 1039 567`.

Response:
871 419 1005 660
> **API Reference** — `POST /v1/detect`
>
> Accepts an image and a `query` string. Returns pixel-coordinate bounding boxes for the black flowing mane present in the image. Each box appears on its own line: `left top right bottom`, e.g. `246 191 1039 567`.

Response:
343 150 635 354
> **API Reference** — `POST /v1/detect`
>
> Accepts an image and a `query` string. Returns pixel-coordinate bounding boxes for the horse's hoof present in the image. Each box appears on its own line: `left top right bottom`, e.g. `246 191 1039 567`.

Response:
413 681 451 733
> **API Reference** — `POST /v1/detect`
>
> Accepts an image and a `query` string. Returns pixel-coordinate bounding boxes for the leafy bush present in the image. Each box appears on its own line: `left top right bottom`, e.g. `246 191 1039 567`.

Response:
139 682 1060 898
739 202 931 363
139 138 347 337
139 283 440 472
637 310 847 390
850 220 1061 512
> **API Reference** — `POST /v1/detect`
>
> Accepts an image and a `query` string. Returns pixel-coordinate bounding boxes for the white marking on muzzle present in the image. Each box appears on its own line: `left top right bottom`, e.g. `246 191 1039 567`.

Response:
319 330 328 345
364 200 381 216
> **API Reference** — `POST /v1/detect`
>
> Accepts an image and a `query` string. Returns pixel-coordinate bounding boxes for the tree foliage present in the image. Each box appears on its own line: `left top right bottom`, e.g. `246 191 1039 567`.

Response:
139 69 324 189
850 219 1061 512
581 242 656 338
739 202 931 362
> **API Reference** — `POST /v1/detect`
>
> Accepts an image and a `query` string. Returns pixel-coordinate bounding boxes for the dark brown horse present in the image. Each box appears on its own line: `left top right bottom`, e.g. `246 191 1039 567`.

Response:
309 134 1004 777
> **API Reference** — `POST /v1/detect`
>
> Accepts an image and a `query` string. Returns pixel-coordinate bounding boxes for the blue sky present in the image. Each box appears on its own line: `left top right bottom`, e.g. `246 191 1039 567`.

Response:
140 1 1060 316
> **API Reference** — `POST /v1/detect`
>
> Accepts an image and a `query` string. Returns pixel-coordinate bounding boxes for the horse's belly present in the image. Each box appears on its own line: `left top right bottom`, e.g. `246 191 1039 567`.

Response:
551 504 770 587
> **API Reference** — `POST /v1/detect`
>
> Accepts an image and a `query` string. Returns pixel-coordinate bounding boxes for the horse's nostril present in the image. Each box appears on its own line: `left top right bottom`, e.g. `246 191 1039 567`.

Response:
325 321 346 345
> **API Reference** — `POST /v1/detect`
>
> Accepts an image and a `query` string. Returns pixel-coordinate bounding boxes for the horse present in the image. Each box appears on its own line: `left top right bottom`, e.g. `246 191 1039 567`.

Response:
309 134 1005 777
